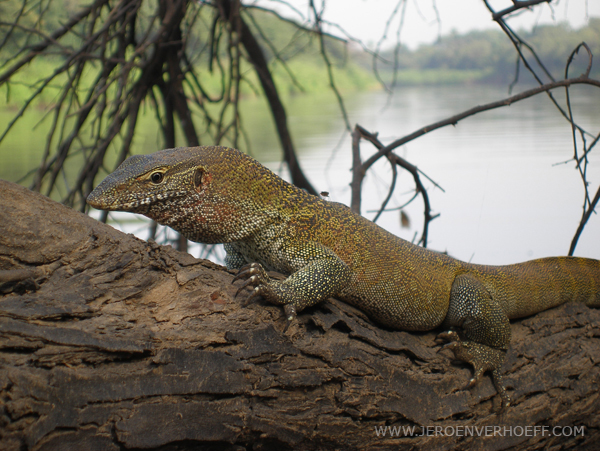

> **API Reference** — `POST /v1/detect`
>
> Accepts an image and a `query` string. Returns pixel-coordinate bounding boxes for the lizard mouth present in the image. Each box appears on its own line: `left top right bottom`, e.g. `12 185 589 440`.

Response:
86 190 149 212
86 188 188 213
87 200 148 216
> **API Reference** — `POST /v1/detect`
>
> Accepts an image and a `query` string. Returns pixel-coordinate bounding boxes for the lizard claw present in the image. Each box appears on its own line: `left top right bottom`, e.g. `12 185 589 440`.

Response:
282 304 297 333
232 263 272 307
233 263 269 283
232 263 262 284
234 275 262 298
241 288 263 307
466 367 485 389
436 330 460 342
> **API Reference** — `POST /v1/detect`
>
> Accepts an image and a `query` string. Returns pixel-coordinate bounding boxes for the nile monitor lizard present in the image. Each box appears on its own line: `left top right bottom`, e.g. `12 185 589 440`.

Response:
87 145 600 407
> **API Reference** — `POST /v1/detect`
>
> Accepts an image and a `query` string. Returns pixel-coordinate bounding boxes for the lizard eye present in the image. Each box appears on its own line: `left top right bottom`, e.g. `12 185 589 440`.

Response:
150 172 164 184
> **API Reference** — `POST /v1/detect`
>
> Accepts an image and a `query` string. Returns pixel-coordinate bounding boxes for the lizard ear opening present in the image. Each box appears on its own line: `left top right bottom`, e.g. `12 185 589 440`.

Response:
194 168 204 189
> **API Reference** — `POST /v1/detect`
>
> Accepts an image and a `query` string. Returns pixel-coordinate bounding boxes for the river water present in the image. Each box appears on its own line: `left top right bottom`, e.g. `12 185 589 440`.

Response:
2 83 599 264
272 84 600 265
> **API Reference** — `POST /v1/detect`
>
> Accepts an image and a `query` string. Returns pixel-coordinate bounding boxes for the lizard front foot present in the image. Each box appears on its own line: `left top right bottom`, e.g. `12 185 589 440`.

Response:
437 330 511 408
232 262 271 305
232 263 298 328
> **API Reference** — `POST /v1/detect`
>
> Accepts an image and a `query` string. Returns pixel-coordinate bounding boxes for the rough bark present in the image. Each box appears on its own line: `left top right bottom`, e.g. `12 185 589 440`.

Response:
0 179 599 450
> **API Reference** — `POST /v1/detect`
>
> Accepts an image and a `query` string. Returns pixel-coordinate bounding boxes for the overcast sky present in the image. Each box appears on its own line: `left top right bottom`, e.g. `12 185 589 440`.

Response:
252 0 600 49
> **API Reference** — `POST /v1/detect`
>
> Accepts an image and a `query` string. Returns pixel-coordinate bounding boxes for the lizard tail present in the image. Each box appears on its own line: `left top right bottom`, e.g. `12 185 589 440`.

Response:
475 256 600 319
567 256 600 308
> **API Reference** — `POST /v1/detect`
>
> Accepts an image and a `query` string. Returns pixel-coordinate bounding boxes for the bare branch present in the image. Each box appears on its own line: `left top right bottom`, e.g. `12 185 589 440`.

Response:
351 125 441 247
569 186 600 255
309 0 351 131
363 76 600 171
0 0 111 83
372 0 406 93
492 0 551 21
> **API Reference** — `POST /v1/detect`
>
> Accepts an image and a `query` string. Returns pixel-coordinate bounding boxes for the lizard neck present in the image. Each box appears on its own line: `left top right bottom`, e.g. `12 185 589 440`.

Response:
145 191 283 244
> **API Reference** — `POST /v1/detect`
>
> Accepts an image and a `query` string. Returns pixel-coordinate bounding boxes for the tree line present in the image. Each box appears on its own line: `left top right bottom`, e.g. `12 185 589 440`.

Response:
381 19 600 85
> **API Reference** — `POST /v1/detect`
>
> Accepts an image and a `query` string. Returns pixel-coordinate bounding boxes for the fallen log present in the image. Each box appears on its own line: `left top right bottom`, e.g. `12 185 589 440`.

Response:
0 179 598 450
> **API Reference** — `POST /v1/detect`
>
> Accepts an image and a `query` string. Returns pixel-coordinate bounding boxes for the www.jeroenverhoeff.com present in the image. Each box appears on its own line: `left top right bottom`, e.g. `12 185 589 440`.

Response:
374 425 585 438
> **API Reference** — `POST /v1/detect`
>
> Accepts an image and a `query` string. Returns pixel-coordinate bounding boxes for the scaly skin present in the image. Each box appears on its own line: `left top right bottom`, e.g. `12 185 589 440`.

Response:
87 146 600 407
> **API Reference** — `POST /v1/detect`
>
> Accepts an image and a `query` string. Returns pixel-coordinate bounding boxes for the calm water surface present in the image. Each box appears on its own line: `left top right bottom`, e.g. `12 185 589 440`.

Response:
280 84 600 265
2 84 599 264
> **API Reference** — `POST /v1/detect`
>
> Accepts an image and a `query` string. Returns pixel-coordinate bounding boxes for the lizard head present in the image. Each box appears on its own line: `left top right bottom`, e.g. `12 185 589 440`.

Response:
87 146 298 243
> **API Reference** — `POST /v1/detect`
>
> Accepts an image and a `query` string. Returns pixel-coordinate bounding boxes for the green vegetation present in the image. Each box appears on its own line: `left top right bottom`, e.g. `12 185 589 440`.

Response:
0 1 377 110
2 1 599 109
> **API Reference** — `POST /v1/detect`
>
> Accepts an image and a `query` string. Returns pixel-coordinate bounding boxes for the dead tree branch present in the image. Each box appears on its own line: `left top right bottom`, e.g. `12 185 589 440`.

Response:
351 125 440 247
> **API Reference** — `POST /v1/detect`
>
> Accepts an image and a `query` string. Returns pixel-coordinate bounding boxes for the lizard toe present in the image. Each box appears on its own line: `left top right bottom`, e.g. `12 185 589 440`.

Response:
234 274 264 298
242 288 265 307
282 304 297 332
233 262 268 283
491 368 511 409
436 330 460 343
466 367 485 389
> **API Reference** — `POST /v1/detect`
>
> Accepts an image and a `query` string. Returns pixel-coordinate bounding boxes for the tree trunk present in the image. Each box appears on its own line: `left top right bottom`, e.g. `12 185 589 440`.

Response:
0 179 598 450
